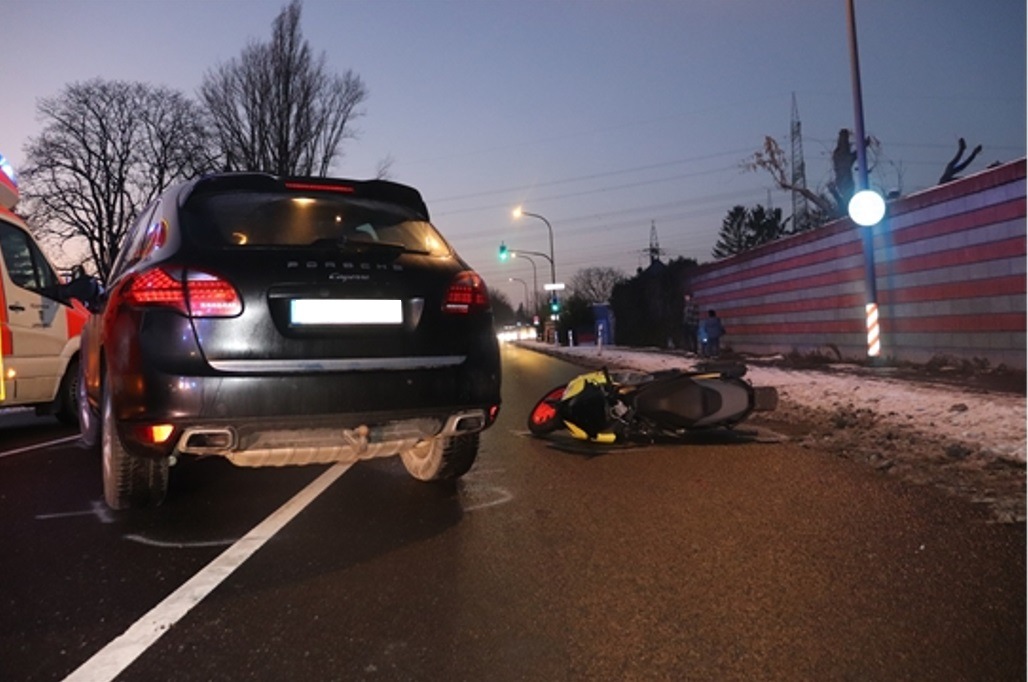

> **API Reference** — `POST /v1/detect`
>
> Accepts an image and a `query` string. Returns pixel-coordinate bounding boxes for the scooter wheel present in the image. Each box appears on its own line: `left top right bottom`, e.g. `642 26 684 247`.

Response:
527 385 566 435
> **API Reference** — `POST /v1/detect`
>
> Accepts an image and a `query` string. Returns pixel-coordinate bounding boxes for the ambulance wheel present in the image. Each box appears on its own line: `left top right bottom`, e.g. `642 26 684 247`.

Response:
54 357 80 426
527 385 566 435
101 370 168 509
77 359 100 449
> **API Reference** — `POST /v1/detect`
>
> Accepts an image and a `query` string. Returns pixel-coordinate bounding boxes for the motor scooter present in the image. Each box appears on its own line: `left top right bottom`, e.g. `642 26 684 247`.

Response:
527 364 777 443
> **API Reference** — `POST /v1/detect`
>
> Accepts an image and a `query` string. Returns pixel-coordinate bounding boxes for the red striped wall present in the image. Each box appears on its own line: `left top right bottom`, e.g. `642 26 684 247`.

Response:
688 159 1026 369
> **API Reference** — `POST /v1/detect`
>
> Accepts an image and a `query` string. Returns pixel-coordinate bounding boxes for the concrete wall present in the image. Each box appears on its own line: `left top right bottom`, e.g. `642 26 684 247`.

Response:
689 159 1026 369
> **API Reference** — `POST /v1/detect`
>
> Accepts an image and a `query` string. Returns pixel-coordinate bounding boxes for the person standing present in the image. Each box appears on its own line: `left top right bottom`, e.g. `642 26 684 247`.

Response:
682 294 699 354
699 309 725 357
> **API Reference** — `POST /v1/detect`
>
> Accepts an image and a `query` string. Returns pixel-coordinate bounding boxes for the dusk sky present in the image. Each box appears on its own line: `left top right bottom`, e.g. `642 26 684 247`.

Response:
2 0 1024 306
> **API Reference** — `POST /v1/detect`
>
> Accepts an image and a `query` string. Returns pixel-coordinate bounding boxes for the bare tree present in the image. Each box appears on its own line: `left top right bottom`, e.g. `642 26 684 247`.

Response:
200 0 367 176
19 79 214 281
374 154 396 180
939 138 982 184
569 266 626 303
744 129 883 225
744 136 838 219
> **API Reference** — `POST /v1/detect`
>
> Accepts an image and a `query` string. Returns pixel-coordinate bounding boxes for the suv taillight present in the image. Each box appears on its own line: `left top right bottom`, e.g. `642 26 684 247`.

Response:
123 267 242 317
442 271 490 315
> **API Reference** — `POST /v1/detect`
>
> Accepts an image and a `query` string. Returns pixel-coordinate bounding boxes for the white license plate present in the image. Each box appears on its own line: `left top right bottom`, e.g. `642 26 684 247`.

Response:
290 299 403 325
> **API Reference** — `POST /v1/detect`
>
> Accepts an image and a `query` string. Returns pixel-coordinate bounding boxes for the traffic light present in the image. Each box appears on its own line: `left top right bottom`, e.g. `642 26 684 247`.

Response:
549 295 560 314
498 242 509 261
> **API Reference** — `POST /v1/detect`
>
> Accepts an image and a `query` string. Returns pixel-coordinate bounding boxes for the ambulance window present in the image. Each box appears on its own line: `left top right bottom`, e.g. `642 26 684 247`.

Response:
0 221 58 291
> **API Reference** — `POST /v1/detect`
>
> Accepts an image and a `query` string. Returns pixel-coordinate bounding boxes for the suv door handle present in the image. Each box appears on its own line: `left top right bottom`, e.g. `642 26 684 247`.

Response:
8 303 25 312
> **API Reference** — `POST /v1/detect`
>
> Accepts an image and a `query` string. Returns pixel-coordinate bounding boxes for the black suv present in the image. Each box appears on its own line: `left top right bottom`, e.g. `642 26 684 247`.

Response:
79 173 501 509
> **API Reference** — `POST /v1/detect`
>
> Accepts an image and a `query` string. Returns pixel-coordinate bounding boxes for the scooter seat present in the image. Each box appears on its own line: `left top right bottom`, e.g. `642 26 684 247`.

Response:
633 375 722 428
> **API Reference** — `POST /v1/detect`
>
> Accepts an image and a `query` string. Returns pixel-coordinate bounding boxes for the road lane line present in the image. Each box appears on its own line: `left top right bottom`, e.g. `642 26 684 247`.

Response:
0 435 80 459
63 462 352 682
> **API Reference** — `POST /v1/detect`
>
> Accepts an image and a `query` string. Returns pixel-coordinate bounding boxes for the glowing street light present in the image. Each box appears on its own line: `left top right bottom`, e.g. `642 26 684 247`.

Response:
848 189 886 227
512 206 556 286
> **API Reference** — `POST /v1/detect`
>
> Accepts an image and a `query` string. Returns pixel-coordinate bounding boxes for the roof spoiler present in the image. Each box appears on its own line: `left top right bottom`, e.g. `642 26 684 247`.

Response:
187 172 430 220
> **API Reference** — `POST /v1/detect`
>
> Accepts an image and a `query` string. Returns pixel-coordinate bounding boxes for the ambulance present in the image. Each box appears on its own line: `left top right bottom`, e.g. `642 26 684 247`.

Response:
0 152 89 423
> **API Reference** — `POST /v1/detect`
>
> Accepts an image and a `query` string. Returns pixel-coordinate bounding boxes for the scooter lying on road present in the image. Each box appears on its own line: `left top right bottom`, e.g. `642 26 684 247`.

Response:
527 364 778 444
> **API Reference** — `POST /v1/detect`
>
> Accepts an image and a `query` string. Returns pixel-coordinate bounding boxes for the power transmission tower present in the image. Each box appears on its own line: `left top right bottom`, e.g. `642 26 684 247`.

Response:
790 93 810 232
646 220 665 265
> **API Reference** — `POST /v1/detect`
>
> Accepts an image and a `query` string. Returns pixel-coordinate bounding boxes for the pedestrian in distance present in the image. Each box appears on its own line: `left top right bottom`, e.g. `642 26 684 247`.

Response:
682 293 699 354
699 309 725 358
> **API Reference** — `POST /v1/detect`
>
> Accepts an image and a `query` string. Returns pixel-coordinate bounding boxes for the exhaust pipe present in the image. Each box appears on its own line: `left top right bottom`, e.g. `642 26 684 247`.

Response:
176 427 237 455
441 410 487 436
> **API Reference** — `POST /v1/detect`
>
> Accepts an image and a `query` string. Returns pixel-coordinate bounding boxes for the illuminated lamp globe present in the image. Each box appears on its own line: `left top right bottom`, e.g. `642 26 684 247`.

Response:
848 189 886 227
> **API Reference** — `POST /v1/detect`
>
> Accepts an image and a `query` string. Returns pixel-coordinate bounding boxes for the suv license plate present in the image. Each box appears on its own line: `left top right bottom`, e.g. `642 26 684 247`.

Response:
290 299 403 325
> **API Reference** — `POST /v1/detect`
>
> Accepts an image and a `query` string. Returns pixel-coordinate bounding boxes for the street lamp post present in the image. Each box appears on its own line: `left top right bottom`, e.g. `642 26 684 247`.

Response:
513 248 554 311
845 0 885 358
510 252 539 310
512 207 556 286
847 0 870 194
508 277 529 312
499 242 552 307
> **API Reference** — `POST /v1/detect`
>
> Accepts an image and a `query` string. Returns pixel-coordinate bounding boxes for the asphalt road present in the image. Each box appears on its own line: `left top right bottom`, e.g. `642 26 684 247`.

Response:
1 343 1024 681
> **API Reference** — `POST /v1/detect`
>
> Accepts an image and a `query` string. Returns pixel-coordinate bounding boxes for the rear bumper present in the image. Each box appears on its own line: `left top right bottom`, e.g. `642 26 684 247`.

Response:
174 408 490 467
110 359 500 462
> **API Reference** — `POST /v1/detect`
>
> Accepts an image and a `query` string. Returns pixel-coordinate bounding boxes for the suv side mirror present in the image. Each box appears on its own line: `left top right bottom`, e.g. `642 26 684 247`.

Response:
55 271 103 311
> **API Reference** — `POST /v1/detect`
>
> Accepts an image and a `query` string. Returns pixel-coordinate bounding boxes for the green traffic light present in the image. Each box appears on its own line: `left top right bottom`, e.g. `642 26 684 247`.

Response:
498 242 509 261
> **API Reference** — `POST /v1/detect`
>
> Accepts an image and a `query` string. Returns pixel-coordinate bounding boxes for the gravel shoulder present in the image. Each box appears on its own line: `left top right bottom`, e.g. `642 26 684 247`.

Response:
748 404 1026 525
746 357 1025 524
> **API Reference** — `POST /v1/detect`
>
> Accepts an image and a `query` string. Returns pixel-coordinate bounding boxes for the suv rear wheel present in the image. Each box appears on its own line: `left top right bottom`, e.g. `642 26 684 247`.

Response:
101 370 169 509
400 433 479 481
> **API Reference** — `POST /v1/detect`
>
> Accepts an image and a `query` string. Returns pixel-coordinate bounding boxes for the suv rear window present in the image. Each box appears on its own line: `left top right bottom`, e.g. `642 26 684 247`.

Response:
180 191 452 257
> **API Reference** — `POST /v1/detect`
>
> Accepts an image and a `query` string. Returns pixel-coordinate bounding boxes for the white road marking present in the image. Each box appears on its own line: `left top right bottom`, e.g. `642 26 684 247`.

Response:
462 486 514 511
0 435 80 459
36 500 115 524
63 462 352 682
459 467 515 511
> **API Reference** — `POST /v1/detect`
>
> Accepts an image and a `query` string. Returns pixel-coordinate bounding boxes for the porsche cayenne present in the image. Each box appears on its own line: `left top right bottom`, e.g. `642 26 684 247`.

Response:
78 173 501 509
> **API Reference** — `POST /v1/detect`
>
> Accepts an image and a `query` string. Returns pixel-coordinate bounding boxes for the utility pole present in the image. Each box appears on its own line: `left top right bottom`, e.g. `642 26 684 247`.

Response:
790 92 810 231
